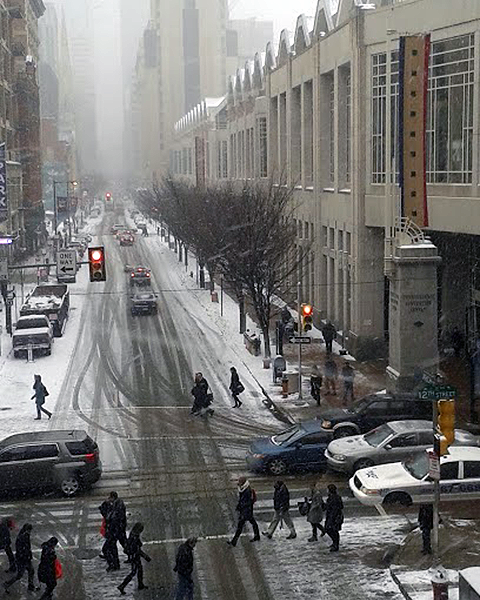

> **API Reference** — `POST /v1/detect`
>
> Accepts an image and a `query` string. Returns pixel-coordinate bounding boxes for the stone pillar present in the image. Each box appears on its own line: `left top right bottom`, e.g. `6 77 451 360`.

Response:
387 241 441 391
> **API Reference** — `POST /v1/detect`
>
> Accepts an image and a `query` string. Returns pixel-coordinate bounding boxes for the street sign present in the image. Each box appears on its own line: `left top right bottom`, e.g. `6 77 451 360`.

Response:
0 257 8 282
418 384 457 400
56 250 77 279
290 336 312 345
428 450 440 480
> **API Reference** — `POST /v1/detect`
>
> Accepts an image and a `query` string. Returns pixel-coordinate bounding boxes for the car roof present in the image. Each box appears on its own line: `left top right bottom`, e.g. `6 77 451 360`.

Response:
387 420 432 433
12 327 51 336
443 446 480 461
134 292 154 298
0 430 89 449
17 314 49 321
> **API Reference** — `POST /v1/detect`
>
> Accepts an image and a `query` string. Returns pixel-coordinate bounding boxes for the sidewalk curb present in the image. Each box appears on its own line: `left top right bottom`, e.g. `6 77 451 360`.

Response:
389 567 413 600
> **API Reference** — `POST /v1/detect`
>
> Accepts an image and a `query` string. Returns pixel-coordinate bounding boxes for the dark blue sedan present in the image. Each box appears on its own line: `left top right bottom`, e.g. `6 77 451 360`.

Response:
246 421 333 476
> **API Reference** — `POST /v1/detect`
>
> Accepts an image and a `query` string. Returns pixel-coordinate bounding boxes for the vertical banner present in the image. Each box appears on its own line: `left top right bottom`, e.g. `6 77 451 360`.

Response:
195 136 206 189
398 34 431 228
0 143 7 224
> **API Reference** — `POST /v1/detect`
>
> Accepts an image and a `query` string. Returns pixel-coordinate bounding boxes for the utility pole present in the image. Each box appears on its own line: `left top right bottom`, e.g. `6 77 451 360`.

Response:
53 181 58 252
297 281 303 401
432 401 440 563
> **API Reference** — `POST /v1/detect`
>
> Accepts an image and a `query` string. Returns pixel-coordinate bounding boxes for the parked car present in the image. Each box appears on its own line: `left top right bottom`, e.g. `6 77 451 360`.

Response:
130 266 152 287
326 420 480 474
0 430 102 497
130 291 157 316
350 446 480 507
318 392 432 439
12 327 52 359
68 240 85 259
14 314 52 335
246 421 332 475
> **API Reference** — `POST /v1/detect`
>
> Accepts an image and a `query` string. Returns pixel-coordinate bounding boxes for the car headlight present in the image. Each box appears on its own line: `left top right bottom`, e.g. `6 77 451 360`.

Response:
252 453 265 459
333 454 346 461
322 420 332 429
360 486 380 495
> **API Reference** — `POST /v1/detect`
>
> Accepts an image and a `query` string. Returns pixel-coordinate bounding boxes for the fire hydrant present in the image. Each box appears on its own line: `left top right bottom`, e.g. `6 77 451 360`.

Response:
431 566 449 600
281 375 289 398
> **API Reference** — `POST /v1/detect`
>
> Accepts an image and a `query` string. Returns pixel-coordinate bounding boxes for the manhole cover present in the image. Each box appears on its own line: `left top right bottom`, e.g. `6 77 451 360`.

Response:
72 548 100 560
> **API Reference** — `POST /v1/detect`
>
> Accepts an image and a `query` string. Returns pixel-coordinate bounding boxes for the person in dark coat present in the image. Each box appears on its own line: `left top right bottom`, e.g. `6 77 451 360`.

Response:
31 375 52 420
173 537 197 600
101 491 127 571
0 518 16 573
310 365 323 406
227 476 260 546
324 484 344 552
229 366 244 408
307 482 325 542
341 362 355 405
4 523 37 592
324 358 338 395
451 327 464 358
418 504 434 554
37 537 58 600
262 480 296 539
191 372 212 415
117 523 151 595
322 321 337 354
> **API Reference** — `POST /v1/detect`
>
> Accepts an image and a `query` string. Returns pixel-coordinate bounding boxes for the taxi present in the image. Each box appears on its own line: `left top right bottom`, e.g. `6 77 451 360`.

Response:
349 446 480 507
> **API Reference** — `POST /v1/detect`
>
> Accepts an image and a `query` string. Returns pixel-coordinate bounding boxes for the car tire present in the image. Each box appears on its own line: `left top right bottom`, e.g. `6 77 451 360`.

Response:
60 475 80 497
383 492 412 507
13 350 20 359
45 348 52 356
333 427 357 439
268 459 287 476
353 458 374 471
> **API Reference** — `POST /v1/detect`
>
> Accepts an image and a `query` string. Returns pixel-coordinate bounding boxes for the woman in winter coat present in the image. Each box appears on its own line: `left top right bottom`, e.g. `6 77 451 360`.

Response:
307 482 325 542
324 484 344 552
4 523 37 592
37 537 58 600
191 372 211 415
229 367 244 408
31 375 52 420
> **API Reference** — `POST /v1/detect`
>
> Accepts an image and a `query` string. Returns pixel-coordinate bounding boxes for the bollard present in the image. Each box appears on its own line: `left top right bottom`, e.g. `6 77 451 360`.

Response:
282 375 289 398
431 566 449 600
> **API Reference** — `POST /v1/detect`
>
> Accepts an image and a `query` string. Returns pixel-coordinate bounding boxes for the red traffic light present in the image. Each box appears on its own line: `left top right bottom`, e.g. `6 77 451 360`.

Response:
88 246 106 282
302 304 313 316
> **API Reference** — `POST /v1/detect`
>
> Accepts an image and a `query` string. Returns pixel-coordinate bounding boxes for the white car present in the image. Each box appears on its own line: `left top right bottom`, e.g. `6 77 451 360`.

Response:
349 446 480 507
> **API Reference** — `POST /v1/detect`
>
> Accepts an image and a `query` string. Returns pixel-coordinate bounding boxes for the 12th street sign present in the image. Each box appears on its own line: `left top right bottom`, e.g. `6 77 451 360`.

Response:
418 384 457 400
56 250 77 279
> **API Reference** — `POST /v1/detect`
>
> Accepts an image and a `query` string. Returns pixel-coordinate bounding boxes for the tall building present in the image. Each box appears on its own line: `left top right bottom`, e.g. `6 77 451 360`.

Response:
226 18 274 76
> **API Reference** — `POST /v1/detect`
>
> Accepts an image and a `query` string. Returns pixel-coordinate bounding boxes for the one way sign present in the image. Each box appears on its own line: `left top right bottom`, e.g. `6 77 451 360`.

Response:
56 250 77 283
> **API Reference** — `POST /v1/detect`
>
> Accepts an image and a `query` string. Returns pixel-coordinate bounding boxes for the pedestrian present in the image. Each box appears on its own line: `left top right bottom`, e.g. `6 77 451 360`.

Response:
4 524 37 593
307 482 325 542
451 326 464 358
341 362 355 405
117 523 151 595
310 365 323 406
227 476 260 546
191 372 213 416
262 480 296 540
321 320 337 354
37 537 58 600
324 484 344 552
173 537 197 600
324 357 338 396
31 374 52 420
0 518 16 573
101 491 127 572
229 366 245 408
418 504 433 555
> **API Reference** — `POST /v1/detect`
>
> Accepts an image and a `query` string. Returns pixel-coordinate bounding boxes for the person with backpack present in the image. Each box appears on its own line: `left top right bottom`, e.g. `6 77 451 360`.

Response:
4 523 37 592
227 476 260 546
0 517 16 573
173 537 197 600
117 523 151 595
262 480 296 540
37 537 58 600
31 375 52 420
229 366 245 408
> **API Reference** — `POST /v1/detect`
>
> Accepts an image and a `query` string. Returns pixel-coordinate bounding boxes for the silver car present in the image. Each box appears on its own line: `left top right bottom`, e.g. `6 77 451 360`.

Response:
326 420 480 474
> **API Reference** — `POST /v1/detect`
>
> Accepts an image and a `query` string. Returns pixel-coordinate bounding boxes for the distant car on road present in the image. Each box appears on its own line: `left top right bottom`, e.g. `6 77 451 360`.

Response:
111 224 125 235
130 291 157 316
350 446 480 507
246 420 332 475
326 420 480 474
120 233 135 246
0 430 102 497
130 266 151 287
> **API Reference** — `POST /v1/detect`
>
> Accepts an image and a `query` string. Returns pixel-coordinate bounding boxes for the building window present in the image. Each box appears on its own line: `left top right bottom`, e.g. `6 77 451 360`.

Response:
303 80 314 186
258 117 268 178
345 73 351 185
206 142 210 179
217 141 222 179
328 77 335 183
426 34 474 184
222 140 228 178
188 148 193 175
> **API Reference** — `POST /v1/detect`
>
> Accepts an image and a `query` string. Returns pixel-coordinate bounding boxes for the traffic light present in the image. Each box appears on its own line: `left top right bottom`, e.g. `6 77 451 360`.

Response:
105 192 111 200
437 399 455 455
301 304 313 332
88 246 106 282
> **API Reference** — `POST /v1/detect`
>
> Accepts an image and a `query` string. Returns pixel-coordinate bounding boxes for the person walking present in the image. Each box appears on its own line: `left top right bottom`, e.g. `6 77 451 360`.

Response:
101 491 127 572
37 537 58 600
191 372 213 416
418 504 433 555
117 523 151 595
321 321 337 354
227 476 260 546
173 537 197 600
229 366 245 408
310 365 323 406
324 484 344 552
262 480 296 540
4 524 37 593
307 482 325 542
324 358 338 396
341 362 355 405
0 518 16 573
31 375 52 420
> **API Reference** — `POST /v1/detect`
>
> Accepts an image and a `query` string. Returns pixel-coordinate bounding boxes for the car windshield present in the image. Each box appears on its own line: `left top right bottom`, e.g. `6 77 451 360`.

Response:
364 424 394 447
348 396 373 414
16 319 46 330
271 425 301 446
403 451 429 480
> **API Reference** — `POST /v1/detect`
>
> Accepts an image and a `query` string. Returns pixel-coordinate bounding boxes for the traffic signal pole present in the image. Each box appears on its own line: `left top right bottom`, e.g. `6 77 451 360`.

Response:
432 398 440 564
297 281 303 401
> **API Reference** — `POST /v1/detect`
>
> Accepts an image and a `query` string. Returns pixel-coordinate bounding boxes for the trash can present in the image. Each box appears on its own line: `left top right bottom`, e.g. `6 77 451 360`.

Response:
431 566 449 600
273 355 287 383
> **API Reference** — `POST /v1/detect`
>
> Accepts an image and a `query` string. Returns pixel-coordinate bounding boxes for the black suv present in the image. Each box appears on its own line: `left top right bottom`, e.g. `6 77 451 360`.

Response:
318 393 432 439
0 430 102 497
